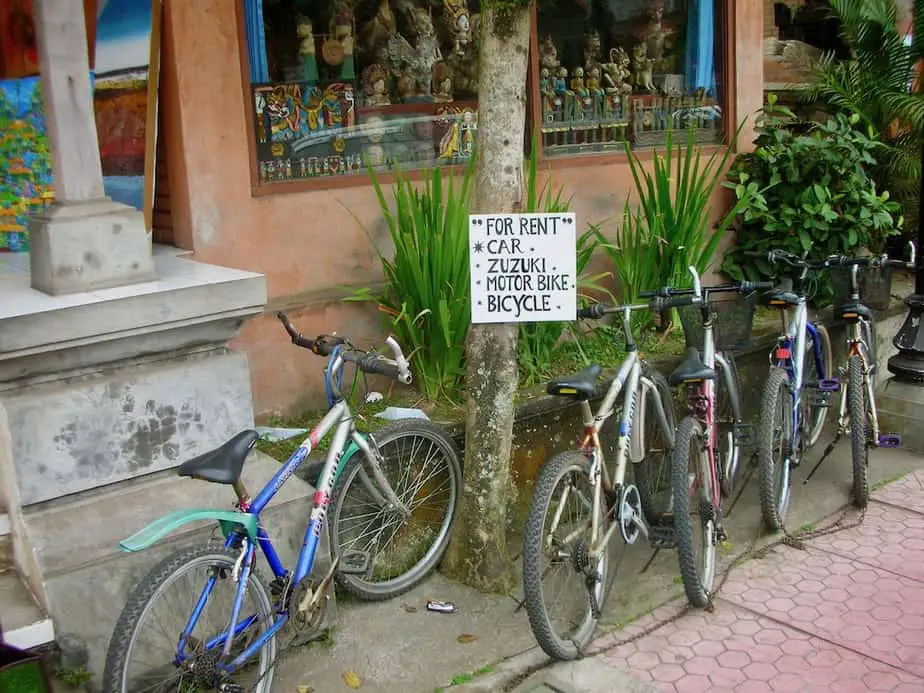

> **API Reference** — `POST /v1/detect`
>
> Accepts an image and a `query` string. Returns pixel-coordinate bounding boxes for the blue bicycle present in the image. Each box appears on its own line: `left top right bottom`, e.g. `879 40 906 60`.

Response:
752 250 837 530
102 314 461 693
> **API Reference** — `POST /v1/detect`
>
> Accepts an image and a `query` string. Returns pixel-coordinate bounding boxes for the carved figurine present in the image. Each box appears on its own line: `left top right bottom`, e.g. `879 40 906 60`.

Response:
362 0 397 55
361 64 391 107
602 47 632 95
410 7 443 95
554 66 576 120
633 43 656 92
583 29 602 72
539 35 560 71
570 66 587 97
296 16 319 85
645 5 673 71
331 10 356 80
442 0 471 55
586 65 605 118
447 15 480 95
540 67 556 120
432 62 454 102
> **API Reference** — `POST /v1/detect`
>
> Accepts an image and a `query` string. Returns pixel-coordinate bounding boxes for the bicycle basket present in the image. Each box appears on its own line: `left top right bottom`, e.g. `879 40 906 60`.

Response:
677 291 757 353
830 263 893 312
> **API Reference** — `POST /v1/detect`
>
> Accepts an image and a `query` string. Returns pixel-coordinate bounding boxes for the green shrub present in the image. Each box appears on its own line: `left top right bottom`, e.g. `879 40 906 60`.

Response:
721 98 902 303
348 162 474 402
599 124 747 327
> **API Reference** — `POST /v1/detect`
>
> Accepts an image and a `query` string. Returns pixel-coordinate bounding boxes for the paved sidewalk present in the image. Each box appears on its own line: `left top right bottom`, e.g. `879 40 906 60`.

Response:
523 469 924 693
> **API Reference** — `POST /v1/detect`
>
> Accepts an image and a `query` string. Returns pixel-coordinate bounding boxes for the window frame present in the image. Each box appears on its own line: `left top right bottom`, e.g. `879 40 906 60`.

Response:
234 0 737 196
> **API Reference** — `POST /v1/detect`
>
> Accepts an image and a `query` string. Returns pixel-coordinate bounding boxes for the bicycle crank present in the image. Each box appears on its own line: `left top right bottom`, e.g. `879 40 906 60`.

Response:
618 484 647 545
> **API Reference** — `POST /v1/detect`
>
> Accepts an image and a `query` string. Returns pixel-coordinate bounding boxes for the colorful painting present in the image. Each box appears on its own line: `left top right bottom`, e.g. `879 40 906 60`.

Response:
0 75 52 252
93 0 159 224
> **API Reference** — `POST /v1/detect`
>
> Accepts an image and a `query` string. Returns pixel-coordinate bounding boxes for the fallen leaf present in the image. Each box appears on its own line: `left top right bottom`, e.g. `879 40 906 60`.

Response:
297 686 315 693
343 670 362 689
457 633 477 644
403 604 418 613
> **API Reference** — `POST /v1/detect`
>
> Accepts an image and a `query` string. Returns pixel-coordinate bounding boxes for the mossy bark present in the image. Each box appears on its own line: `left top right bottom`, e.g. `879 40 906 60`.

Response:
441 5 531 593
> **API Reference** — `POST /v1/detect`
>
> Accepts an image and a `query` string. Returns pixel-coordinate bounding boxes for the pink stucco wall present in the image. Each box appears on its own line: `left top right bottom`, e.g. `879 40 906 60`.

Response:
160 0 763 418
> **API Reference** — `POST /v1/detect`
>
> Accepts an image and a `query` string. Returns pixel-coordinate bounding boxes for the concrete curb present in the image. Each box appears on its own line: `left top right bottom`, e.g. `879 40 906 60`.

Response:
447 647 549 692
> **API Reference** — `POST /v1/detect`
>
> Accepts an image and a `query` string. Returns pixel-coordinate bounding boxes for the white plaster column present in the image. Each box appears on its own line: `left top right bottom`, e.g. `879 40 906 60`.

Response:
28 0 156 295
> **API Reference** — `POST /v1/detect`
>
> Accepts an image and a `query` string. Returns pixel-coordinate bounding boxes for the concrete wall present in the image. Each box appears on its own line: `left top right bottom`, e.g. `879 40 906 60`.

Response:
159 0 764 418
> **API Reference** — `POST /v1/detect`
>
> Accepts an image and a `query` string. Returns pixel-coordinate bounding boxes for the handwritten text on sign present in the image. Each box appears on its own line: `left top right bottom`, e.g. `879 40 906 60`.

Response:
470 213 577 324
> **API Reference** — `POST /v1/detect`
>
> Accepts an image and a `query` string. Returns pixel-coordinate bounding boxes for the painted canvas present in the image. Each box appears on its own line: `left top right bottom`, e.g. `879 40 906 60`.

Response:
0 76 52 252
93 0 160 223
0 0 40 79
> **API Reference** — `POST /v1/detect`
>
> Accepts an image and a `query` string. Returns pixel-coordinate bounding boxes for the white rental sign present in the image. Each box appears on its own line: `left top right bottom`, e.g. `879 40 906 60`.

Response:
469 213 577 324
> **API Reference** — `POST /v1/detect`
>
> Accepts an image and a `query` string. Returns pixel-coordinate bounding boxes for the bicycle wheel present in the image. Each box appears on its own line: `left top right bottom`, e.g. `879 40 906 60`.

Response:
758 366 795 531
522 451 607 661
671 416 716 608
634 368 676 526
102 545 276 693
328 419 462 600
802 324 833 449
715 352 743 498
848 355 870 509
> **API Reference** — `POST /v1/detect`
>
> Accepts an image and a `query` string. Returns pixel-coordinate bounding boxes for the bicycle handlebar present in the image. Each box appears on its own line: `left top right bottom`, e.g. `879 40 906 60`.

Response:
745 241 917 272
276 312 412 385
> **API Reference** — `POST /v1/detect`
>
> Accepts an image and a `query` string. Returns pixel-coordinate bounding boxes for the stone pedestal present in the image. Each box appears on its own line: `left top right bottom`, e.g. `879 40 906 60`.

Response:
876 378 924 455
29 200 156 296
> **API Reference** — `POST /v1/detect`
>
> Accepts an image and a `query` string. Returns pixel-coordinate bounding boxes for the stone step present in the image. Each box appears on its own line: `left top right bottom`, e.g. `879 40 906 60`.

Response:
21 449 334 679
0 570 54 650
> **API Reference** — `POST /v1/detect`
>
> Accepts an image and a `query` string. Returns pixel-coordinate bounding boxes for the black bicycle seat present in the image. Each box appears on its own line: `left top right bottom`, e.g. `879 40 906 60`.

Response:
766 278 800 306
178 430 259 485
546 364 602 400
669 347 716 387
835 301 873 321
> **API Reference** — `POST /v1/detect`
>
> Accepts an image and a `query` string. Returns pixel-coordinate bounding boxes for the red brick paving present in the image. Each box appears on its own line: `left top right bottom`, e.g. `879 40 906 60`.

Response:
593 470 924 692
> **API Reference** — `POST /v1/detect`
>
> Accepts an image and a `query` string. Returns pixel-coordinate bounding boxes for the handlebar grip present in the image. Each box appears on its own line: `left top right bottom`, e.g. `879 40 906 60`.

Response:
639 289 666 298
576 304 606 319
649 295 697 312
358 354 403 380
740 280 775 292
276 312 315 350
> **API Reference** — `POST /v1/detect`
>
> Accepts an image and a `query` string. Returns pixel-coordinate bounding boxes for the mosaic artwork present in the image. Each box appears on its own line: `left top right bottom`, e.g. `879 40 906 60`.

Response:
0 75 53 252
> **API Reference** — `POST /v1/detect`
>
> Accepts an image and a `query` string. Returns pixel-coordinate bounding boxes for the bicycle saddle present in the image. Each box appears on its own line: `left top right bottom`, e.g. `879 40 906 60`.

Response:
668 347 716 387
178 430 259 485
546 364 602 401
766 278 800 306
835 301 873 321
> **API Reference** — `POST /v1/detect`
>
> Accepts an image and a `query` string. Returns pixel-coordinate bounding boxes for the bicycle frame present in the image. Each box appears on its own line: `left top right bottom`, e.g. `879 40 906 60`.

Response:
177 352 408 674
771 298 828 456
574 306 676 559
836 265 880 443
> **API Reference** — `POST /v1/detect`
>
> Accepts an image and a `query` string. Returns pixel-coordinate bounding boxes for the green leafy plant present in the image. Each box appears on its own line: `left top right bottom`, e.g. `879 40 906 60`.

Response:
347 162 474 401
599 124 748 327
802 0 924 236
721 98 902 303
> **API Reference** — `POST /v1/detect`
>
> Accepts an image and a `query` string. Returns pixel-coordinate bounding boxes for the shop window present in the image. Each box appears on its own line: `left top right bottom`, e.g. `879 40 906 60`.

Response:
535 0 724 157
241 0 479 185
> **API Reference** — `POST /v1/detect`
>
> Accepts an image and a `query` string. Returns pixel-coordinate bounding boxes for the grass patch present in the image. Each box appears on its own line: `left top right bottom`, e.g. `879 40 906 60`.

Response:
436 663 496 691
54 666 92 688
795 522 816 535
871 470 911 492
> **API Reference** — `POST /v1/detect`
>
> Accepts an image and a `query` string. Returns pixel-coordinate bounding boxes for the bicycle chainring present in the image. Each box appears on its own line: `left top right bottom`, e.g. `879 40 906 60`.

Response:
286 577 329 646
618 484 643 545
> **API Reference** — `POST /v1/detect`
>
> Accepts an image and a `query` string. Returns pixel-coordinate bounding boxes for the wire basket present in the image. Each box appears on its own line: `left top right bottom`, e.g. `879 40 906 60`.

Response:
830 263 893 311
677 292 757 353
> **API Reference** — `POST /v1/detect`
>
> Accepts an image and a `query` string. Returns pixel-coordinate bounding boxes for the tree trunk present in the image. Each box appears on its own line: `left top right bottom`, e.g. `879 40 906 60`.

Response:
441 5 531 592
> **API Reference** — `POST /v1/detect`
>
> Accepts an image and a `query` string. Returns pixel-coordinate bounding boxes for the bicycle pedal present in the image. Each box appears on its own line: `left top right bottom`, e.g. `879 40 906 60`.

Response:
878 433 902 448
338 549 372 575
816 378 840 393
733 424 754 446
219 684 245 693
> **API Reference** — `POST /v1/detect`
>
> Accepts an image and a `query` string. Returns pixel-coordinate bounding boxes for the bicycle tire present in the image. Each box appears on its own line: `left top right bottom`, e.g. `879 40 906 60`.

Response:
848 355 870 509
758 366 794 531
634 367 676 526
522 451 607 661
671 416 716 608
328 419 462 601
715 352 743 498
102 544 276 693
860 319 878 390
803 324 832 449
